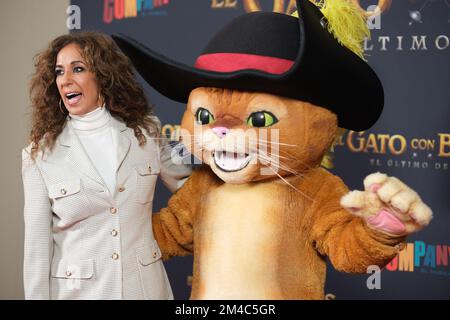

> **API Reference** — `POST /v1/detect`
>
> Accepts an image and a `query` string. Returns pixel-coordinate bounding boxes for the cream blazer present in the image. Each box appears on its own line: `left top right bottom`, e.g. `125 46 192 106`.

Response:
22 117 191 300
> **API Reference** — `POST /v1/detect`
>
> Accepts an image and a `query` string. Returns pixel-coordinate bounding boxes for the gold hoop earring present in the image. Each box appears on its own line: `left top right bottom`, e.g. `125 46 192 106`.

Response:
59 99 67 115
99 94 106 109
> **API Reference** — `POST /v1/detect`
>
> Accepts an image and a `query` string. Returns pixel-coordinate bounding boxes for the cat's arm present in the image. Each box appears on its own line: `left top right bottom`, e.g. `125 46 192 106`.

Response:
152 166 213 260
309 170 431 273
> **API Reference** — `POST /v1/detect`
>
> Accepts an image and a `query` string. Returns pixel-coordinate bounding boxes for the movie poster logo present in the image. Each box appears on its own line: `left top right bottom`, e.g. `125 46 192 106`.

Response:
386 241 450 277
365 0 450 52
211 0 390 16
334 131 450 170
210 0 298 14
103 0 169 24
210 1 449 51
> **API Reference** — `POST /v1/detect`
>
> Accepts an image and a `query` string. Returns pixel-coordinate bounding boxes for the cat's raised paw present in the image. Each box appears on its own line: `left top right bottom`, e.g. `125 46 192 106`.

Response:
340 173 432 235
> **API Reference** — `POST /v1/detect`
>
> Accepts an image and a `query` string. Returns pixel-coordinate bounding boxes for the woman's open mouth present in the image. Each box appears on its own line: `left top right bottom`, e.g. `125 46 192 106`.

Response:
65 92 82 106
212 150 252 172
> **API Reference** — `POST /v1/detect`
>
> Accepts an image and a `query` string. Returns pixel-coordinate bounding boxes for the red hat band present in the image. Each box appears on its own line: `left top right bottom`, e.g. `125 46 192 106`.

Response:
194 53 295 75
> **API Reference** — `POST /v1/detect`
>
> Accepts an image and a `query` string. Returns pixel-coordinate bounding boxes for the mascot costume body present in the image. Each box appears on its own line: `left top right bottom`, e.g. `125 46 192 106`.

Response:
113 0 432 299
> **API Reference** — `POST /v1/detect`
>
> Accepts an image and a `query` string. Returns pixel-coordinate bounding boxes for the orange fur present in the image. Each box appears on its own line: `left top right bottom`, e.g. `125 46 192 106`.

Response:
152 88 406 299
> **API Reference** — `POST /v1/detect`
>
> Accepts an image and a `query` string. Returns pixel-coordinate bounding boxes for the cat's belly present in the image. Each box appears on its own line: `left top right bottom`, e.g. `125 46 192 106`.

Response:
196 183 285 299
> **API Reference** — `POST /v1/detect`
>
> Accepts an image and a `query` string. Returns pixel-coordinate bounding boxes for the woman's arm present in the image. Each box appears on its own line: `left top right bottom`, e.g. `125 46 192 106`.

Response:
22 148 53 299
158 136 192 193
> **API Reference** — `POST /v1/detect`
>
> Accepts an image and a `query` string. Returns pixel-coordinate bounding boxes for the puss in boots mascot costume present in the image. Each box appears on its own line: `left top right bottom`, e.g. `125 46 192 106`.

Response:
113 0 432 299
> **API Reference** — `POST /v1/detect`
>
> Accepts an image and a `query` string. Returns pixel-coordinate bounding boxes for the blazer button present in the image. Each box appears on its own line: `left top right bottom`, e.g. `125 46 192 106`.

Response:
148 165 152 173
60 188 67 195
65 270 72 277
112 253 119 260
110 207 117 214
152 251 157 259
118 186 125 192
111 229 118 237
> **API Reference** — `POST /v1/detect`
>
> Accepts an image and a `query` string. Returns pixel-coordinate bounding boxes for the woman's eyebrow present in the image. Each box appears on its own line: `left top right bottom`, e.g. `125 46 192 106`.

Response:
55 60 85 68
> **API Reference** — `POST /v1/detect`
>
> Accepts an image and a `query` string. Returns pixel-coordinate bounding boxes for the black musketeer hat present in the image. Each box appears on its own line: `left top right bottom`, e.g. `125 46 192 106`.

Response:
112 0 383 131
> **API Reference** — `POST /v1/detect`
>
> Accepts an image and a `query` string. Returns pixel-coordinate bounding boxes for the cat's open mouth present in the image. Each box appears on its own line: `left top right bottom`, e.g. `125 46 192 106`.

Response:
212 150 252 172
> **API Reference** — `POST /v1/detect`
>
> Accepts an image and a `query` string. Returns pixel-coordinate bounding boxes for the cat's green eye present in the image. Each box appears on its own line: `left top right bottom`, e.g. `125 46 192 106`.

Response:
247 111 278 127
195 108 215 125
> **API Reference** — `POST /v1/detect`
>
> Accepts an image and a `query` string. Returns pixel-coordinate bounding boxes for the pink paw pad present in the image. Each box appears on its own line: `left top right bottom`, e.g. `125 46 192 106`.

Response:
369 183 382 193
367 210 406 234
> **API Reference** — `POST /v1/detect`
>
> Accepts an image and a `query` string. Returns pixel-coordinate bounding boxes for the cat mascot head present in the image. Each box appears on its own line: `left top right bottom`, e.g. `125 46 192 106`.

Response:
113 0 383 185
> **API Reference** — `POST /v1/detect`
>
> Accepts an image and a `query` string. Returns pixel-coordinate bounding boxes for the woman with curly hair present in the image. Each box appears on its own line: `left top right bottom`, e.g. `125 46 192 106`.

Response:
22 31 191 300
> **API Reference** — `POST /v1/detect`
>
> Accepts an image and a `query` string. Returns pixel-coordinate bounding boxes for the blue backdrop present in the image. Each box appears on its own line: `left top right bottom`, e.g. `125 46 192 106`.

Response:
70 0 450 299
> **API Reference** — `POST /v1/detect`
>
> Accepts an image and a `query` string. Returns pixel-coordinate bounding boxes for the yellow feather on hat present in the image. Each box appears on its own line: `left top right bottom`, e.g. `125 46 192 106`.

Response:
292 0 369 60
291 1 365 168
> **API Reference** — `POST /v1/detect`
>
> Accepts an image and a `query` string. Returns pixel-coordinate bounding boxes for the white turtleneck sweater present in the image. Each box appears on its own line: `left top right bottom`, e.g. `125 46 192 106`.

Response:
69 107 117 195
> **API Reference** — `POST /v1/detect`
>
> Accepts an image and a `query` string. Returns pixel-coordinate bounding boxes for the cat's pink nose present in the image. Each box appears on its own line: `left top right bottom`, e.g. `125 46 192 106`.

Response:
212 126 229 138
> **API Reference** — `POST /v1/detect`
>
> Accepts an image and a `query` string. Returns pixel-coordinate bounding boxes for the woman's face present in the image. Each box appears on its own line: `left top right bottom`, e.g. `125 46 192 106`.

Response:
55 43 102 116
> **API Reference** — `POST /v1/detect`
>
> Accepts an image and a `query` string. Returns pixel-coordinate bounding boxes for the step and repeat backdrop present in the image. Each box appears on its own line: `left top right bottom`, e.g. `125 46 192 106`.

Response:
69 0 449 299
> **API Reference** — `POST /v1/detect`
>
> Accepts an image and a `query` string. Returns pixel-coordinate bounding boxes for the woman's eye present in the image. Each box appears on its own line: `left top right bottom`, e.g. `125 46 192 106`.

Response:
73 66 84 73
195 108 215 125
247 111 278 127
55 69 63 76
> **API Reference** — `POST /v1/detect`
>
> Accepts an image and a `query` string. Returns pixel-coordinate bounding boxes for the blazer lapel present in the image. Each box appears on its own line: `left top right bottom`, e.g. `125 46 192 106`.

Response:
60 117 134 192
60 121 106 188
111 117 132 188
111 117 131 171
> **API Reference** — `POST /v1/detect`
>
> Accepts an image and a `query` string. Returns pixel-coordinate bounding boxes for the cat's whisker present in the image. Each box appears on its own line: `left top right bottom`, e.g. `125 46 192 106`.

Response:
249 142 311 167
246 141 314 171
263 153 310 177
168 142 207 164
145 133 198 140
253 146 310 169
250 149 297 164
167 140 205 153
275 149 315 170
278 164 307 180
264 165 313 202
255 139 298 147
257 153 306 180
246 143 295 159
262 151 296 161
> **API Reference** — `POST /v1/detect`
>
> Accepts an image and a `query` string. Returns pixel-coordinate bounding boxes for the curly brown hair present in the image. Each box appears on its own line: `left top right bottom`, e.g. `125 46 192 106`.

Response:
28 31 160 160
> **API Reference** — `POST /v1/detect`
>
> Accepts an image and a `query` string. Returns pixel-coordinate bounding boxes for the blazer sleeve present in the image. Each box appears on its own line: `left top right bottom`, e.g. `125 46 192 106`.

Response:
22 148 53 299
158 136 192 193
